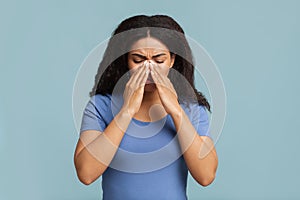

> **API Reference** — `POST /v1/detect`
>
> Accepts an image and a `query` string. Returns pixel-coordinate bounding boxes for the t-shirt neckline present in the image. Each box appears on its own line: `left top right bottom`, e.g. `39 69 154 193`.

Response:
132 114 169 125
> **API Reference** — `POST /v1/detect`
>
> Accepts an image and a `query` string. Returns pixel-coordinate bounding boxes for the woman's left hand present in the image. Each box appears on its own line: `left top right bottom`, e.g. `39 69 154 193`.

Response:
149 63 182 116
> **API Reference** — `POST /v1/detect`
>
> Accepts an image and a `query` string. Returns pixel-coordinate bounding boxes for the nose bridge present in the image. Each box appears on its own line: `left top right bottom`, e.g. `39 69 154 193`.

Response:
145 50 154 60
143 58 154 66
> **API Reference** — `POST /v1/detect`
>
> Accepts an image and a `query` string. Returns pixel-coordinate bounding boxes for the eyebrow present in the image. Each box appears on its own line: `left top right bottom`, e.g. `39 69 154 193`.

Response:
131 53 167 59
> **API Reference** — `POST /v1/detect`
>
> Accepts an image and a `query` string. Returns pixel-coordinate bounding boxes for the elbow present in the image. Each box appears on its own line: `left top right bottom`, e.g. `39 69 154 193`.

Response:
197 173 216 187
74 155 106 186
74 160 98 185
78 175 94 185
76 168 97 185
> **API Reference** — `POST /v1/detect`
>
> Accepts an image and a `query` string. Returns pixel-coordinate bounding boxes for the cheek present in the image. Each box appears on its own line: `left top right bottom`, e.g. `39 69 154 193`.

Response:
156 64 170 76
127 60 135 69
162 66 170 76
127 60 140 73
158 58 172 75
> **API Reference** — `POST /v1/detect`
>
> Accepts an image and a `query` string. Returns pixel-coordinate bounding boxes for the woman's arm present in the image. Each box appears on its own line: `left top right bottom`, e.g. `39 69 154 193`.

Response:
171 109 218 186
74 109 132 185
74 64 149 185
149 63 218 186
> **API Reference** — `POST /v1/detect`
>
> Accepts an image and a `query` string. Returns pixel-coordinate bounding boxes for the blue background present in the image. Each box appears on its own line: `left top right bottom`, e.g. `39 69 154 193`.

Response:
1 0 299 199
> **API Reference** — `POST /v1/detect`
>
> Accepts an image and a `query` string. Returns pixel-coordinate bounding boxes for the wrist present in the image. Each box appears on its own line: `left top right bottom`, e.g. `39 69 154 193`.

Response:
118 107 134 121
170 104 183 119
113 108 133 133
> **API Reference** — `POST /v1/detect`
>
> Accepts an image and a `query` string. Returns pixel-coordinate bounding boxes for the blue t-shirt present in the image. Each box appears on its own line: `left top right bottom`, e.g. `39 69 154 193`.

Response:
80 94 211 200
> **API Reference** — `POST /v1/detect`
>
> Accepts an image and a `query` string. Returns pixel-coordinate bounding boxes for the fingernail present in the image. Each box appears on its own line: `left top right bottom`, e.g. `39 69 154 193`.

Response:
145 69 149 74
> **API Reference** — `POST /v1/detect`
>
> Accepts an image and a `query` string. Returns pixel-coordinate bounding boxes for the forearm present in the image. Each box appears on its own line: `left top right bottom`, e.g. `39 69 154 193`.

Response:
75 109 132 184
171 107 218 186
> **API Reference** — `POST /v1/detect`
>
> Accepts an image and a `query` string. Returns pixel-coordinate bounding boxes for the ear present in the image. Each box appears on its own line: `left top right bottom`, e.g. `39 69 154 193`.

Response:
169 53 176 68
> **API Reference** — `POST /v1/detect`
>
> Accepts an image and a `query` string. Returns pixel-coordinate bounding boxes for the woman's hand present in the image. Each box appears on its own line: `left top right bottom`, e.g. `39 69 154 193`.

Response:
122 61 149 117
149 62 181 116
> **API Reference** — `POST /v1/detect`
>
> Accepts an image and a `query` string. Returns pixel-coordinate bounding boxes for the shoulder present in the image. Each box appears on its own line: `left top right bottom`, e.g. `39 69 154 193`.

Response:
83 94 113 115
182 103 211 137
89 93 112 107
180 103 209 120
198 104 209 121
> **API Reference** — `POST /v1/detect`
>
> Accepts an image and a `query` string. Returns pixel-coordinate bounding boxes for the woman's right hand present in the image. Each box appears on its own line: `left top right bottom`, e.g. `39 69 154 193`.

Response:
121 61 149 117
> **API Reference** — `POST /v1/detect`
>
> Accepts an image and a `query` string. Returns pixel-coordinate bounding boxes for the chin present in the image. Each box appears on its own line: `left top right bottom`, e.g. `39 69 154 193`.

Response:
144 83 156 92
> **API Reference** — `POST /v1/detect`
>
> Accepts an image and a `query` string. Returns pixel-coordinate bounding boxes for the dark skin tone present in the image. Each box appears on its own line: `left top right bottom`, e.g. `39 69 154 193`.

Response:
74 37 218 186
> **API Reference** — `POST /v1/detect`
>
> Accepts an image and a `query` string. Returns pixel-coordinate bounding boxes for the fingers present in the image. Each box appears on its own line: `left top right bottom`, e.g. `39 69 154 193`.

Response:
150 62 178 97
127 61 147 85
148 62 160 80
125 61 149 96
149 63 168 87
136 64 149 87
150 68 162 88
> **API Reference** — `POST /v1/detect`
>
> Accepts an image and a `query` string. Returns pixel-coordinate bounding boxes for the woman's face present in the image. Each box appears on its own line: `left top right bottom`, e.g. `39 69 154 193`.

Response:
127 36 175 91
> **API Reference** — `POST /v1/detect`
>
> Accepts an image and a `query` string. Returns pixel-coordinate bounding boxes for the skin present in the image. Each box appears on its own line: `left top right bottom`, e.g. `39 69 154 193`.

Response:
74 36 218 187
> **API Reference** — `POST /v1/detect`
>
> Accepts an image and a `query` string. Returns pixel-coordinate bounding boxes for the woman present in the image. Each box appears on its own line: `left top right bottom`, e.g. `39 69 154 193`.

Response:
74 15 218 200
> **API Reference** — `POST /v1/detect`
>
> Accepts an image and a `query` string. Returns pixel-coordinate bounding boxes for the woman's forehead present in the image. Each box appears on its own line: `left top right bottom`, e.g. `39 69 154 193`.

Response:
129 48 169 55
129 37 169 52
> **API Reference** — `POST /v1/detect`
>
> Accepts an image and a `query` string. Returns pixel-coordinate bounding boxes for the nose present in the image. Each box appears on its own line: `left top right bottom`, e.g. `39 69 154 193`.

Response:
143 60 155 68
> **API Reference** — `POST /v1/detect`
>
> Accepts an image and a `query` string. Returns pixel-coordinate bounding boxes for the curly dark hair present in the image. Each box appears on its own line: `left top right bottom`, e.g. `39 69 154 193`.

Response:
89 15 211 112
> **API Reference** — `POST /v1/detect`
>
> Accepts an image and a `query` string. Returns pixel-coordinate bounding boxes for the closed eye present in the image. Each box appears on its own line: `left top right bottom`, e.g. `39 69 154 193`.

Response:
133 60 144 63
130 53 167 64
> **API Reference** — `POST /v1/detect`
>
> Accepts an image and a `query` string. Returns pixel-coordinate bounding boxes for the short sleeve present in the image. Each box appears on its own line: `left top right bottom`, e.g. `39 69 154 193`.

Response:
80 96 107 133
189 104 211 138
